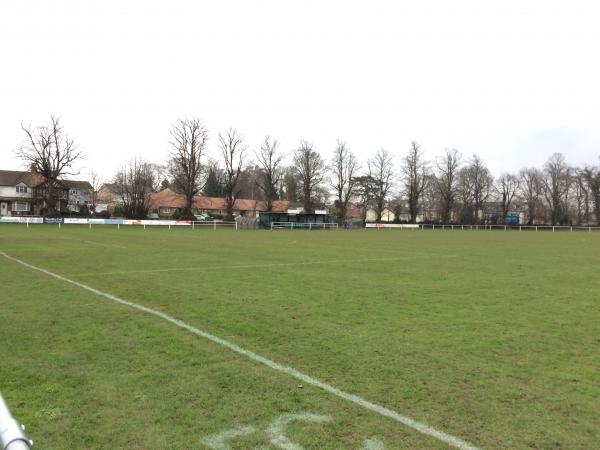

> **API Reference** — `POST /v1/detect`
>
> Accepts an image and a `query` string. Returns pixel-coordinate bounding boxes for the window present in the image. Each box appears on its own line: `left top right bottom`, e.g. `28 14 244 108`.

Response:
71 189 79 195
14 202 30 212
161 207 170 214
16 185 27 194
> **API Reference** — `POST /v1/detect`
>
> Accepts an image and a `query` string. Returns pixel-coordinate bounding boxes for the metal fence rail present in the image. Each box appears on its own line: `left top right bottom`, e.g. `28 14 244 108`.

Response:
270 222 339 230
0 394 32 450
418 224 600 232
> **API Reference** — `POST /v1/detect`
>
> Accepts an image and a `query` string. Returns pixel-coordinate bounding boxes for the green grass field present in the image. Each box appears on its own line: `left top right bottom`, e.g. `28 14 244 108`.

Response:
0 224 599 449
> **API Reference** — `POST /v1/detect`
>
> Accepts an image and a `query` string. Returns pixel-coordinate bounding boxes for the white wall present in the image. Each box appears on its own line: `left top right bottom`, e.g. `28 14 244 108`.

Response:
0 184 33 199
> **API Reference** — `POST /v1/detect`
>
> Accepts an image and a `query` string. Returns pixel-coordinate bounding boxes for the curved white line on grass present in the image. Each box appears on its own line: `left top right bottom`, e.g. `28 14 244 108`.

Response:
266 412 332 450
201 425 257 449
0 250 480 450
361 437 385 450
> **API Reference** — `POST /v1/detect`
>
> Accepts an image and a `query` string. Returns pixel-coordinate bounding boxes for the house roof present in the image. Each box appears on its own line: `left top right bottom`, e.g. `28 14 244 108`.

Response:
0 170 44 187
99 183 120 193
148 188 291 213
0 169 92 191
63 179 93 190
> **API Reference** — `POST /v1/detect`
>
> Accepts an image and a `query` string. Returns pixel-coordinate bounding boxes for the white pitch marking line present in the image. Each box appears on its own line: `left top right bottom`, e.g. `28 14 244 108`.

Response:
201 425 257 450
0 250 480 450
70 255 457 278
266 412 332 450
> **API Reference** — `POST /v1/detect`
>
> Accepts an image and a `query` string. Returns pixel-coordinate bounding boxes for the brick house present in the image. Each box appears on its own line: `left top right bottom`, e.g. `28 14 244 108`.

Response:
0 166 93 216
148 188 291 218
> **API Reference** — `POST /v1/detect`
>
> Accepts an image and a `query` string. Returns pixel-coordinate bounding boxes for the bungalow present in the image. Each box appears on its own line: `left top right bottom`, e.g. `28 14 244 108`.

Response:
148 188 291 218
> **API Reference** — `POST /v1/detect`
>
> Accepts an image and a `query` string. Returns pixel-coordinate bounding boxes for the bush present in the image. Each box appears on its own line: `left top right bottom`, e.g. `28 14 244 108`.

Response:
172 208 182 220
112 205 125 217
79 204 90 217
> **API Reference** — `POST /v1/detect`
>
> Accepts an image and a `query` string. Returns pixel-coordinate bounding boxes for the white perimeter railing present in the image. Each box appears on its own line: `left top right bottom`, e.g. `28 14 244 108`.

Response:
0 217 238 230
270 222 339 230
365 223 600 232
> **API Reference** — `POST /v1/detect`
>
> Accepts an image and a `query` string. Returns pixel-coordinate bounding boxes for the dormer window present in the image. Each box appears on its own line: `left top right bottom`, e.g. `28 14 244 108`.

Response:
16 185 27 193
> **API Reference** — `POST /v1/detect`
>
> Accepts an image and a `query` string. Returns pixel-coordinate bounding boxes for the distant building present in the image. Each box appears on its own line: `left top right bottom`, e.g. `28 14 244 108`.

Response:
0 166 92 216
147 188 292 218
96 183 124 213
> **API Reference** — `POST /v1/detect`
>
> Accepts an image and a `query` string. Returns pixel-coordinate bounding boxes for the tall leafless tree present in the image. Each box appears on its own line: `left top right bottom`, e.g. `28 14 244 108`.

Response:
330 140 359 223
16 115 84 214
495 173 520 220
582 164 600 224
293 141 325 213
114 158 155 219
457 155 492 224
255 136 284 211
434 149 461 223
89 170 102 214
168 118 208 220
470 155 493 223
368 148 394 222
219 128 246 220
519 167 543 224
543 153 570 224
402 141 428 223
572 169 590 225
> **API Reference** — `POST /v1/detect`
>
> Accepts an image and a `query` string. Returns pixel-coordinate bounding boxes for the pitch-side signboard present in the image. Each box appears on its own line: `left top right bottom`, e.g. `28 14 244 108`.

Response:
365 223 419 229
122 219 192 226
0 216 44 224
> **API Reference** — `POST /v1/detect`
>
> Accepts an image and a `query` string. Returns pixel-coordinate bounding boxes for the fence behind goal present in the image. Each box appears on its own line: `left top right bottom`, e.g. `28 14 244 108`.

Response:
270 222 339 230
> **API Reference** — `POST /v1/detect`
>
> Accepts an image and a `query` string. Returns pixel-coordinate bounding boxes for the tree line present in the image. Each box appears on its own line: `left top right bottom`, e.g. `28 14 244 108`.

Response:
15 115 600 224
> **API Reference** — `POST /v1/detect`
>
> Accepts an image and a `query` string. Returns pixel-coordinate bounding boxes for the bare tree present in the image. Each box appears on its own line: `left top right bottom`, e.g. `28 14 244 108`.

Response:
572 169 590 225
457 155 492 224
149 163 170 192
368 148 394 222
330 140 359 223
16 115 84 214
114 158 155 219
402 141 428 223
219 128 246 220
519 168 543 224
495 173 520 220
293 140 326 213
89 170 102 214
457 166 475 223
255 136 284 211
168 118 208 220
543 153 570 224
470 155 493 223
434 149 461 223
582 164 600 224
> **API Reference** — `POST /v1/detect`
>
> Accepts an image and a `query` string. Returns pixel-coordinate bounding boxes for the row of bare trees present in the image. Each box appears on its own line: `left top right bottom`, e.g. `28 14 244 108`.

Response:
15 115 600 223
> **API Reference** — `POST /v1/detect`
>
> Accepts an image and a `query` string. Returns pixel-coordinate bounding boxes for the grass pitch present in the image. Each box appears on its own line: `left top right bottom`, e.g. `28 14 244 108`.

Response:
0 225 599 449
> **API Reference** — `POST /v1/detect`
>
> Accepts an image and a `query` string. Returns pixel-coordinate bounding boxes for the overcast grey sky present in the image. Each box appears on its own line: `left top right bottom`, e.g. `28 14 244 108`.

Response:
1 0 599 182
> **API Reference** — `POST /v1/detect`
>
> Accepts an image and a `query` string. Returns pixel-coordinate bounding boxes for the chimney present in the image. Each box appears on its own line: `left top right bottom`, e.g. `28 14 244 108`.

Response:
30 164 38 174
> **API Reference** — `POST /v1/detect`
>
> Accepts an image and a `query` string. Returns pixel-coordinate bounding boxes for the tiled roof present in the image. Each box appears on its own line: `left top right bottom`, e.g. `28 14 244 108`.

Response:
0 170 44 187
0 169 92 190
62 179 93 190
148 189 291 212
